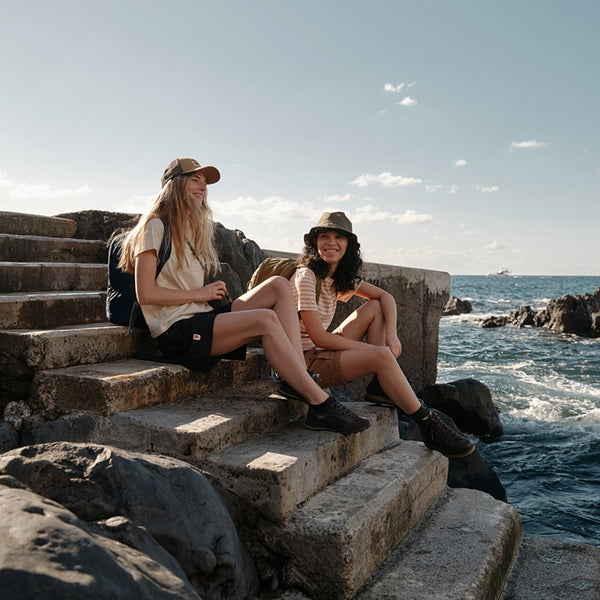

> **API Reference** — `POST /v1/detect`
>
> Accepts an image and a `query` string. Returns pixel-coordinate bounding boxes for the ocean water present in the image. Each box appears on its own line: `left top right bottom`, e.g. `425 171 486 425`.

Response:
437 275 600 547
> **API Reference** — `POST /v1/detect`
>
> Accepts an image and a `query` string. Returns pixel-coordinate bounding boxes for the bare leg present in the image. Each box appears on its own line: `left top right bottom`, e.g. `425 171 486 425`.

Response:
335 299 401 357
232 276 304 360
211 308 328 405
338 345 421 414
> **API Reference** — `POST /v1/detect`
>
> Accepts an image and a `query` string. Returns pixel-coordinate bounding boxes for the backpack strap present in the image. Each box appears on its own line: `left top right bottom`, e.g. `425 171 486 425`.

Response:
127 218 172 335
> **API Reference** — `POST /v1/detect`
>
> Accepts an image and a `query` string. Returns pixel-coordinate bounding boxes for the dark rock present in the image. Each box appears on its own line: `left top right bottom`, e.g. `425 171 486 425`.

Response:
512 305 535 328
0 484 201 600
443 296 473 316
0 442 259 600
420 379 503 437
542 289 600 336
55 210 139 242
400 410 507 502
480 315 508 328
0 420 18 453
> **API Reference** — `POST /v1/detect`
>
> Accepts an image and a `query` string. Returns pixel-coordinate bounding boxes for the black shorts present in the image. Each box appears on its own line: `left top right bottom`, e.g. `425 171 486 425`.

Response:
156 303 247 372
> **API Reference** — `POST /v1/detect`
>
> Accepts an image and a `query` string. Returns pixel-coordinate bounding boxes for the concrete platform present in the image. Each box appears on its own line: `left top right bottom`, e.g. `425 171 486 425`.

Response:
356 487 522 600
500 534 600 600
271 442 449 600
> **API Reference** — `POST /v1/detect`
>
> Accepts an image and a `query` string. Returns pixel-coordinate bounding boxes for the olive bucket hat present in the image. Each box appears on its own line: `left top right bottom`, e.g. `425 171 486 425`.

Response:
161 158 221 187
304 211 357 244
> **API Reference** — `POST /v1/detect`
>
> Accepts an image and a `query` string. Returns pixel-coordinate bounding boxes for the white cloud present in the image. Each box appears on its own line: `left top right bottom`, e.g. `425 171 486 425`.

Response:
398 96 418 107
510 140 548 149
484 241 506 251
10 183 92 199
0 170 93 200
384 82 405 93
351 172 422 188
213 196 321 224
0 171 15 187
425 184 443 193
453 159 467 167
449 185 459 194
323 193 352 203
475 184 500 194
352 204 433 225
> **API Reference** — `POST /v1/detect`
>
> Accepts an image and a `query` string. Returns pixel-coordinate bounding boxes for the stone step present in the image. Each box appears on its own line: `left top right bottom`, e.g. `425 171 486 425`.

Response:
0 323 153 402
355 487 522 600
29 350 270 419
201 403 401 521
0 291 107 329
0 262 107 293
500 534 600 600
0 233 106 263
267 442 449 600
25 386 403 525
0 323 151 372
0 211 77 238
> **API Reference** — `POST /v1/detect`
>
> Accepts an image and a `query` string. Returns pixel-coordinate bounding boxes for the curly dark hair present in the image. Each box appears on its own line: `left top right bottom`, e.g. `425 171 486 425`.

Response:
299 228 363 293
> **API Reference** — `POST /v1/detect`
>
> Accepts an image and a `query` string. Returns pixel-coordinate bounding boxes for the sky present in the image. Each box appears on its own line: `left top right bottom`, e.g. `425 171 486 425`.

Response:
1 1 599 276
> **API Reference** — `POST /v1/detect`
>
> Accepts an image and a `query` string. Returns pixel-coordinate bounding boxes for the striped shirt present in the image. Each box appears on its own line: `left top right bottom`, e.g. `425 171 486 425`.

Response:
291 267 361 351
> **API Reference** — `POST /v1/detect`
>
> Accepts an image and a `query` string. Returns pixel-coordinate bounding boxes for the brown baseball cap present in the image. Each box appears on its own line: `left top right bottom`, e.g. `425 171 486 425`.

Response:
305 211 357 243
161 157 221 187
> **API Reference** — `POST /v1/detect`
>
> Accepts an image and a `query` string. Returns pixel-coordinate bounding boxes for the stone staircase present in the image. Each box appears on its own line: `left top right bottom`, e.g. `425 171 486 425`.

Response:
1 210 598 600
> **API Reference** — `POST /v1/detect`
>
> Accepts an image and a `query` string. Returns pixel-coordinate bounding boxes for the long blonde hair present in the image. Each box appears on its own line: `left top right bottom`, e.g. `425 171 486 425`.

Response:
118 174 220 276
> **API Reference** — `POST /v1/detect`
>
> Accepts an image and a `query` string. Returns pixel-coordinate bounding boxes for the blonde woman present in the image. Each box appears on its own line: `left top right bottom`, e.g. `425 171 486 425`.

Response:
119 158 369 435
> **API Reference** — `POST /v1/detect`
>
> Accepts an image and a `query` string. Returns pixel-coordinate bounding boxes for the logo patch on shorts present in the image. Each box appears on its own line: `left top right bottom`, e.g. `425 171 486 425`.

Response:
193 333 202 341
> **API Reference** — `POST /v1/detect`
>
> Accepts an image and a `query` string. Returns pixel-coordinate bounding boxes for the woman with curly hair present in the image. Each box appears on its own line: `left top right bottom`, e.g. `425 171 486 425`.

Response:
288 211 474 458
118 159 369 435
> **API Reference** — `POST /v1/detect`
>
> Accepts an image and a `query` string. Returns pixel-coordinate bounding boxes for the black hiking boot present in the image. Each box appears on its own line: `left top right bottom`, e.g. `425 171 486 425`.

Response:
305 397 370 434
415 408 475 459
364 375 395 406
277 370 321 403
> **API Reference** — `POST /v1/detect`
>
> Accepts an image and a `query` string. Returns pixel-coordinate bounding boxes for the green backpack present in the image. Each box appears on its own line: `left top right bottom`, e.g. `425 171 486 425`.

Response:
247 257 321 303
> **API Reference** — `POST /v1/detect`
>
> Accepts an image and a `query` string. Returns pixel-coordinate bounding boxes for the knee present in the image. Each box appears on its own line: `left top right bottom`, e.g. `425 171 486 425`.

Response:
266 275 293 297
365 298 383 318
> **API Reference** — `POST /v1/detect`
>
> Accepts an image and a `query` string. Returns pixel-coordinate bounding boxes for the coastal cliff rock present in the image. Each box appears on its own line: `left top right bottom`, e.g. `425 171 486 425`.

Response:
443 296 473 316
0 442 258 600
477 288 600 337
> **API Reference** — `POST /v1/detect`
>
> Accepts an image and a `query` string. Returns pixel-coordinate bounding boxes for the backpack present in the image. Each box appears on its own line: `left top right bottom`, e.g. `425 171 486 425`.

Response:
247 257 321 303
106 218 171 334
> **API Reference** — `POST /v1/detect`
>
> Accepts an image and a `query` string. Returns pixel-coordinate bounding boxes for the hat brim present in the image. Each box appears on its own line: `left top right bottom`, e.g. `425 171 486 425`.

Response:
186 165 220 184
304 226 357 245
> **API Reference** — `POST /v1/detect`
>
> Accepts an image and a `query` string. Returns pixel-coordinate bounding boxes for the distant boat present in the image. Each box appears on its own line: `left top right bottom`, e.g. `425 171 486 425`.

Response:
488 268 512 277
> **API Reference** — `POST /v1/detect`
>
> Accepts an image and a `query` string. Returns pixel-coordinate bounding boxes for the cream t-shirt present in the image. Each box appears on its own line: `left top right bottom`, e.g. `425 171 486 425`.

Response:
134 218 212 337
291 267 361 351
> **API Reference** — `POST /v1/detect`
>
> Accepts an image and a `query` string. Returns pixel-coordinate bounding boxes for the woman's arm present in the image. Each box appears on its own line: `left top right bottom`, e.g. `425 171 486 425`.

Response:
135 250 226 306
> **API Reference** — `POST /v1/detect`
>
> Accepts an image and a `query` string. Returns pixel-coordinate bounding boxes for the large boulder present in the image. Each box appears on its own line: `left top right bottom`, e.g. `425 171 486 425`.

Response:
0 442 258 600
400 410 507 502
419 378 503 437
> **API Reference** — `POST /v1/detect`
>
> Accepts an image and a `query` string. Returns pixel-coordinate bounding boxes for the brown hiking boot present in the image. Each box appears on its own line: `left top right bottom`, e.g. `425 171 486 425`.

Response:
416 409 475 459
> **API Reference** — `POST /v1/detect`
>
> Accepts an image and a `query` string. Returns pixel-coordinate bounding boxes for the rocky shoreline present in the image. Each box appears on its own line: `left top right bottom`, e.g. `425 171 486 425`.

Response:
444 289 600 337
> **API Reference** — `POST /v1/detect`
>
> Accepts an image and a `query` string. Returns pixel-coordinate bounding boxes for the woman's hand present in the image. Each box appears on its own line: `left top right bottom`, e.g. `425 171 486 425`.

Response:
203 280 228 301
385 333 402 358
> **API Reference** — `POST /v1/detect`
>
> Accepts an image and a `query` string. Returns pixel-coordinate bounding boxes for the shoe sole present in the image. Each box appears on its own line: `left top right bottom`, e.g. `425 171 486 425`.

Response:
424 443 476 459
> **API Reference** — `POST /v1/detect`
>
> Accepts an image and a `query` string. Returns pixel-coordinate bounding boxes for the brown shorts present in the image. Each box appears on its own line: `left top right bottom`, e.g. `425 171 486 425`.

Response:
303 347 349 388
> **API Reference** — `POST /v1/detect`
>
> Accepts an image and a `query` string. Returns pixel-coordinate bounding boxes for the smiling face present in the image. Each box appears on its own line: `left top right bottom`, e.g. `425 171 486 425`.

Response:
316 230 349 274
186 172 207 208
